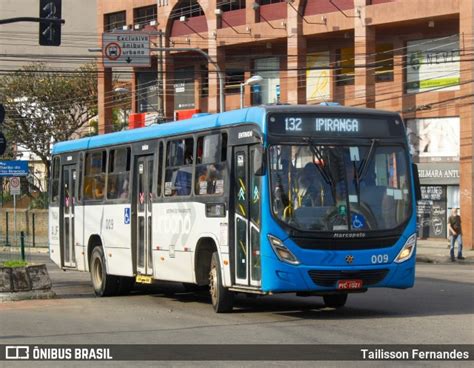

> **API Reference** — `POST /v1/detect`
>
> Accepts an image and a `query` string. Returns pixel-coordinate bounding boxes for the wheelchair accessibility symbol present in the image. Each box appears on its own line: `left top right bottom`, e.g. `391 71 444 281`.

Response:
351 214 366 229
124 208 131 225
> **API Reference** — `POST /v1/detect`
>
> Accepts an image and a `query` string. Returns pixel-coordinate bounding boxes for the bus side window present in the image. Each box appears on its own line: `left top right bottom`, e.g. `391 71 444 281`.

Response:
107 147 130 200
156 142 163 197
84 151 106 201
51 156 60 203
164 138 194 196
195 133 227 196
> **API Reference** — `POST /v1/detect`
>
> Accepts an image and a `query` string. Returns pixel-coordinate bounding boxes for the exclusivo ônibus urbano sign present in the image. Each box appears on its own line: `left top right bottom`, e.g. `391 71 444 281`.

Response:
102 31 151 68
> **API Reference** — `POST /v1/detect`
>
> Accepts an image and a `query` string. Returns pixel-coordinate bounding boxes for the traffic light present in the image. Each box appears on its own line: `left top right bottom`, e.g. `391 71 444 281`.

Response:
0 103 6 155
39 0 62 46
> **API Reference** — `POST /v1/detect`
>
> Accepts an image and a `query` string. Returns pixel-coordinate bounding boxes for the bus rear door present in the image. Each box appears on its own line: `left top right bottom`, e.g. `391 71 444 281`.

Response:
133 155 154 277
60 162 78 268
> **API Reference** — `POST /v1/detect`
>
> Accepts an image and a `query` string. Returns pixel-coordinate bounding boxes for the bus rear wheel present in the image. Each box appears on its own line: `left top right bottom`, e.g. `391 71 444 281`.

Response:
90 246 119 297
209 252 234 313
323 294 348 308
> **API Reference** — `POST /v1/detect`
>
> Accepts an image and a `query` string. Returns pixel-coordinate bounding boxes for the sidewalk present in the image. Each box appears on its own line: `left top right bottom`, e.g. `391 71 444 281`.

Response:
416 238 474 265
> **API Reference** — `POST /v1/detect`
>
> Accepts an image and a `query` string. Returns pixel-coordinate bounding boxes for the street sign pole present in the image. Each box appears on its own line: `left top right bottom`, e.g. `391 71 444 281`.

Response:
13 193 16 247
9 176 21 248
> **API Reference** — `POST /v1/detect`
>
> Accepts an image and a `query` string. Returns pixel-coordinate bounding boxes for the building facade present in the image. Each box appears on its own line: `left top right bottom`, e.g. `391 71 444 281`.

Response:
96 0 473 248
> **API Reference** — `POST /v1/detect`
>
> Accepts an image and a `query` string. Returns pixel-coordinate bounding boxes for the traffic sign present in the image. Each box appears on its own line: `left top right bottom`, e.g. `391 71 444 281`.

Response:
0 160 29 177
102 32 151 68
39 0 62 46
9 176 21 195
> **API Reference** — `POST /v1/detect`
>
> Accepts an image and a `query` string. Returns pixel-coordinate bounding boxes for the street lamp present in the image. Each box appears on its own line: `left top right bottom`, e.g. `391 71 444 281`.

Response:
113 87 129 131
240 75 263 109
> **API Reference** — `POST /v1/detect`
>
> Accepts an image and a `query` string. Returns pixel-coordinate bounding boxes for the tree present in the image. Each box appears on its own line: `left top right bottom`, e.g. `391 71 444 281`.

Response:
0 62 98 185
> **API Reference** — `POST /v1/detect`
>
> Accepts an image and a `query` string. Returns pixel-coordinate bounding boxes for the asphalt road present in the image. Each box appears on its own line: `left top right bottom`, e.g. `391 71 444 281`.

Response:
1 254 473 367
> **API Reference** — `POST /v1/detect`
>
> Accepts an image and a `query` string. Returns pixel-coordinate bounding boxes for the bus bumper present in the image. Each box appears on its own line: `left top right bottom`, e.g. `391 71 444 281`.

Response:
261 255 416 293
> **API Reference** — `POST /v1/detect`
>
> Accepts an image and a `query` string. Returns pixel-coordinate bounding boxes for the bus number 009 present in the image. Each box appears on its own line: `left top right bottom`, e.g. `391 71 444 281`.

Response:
285 117 302 131
371 254 388 264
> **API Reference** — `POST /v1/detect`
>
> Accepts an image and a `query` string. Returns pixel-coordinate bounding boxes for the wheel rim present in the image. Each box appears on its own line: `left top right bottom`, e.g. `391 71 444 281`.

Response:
209 263 217 306
92 254 103 290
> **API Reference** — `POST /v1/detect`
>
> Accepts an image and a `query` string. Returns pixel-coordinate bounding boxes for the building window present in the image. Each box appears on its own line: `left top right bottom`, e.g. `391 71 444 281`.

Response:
170 0 204 20
253 57 280 104
375 44 394 82
136 71 159 113
104 11 126 32
336 47 355 86
259 0 285 4
134 6 157 27
225 70 245 94
218 0 245 11
200 65 208 97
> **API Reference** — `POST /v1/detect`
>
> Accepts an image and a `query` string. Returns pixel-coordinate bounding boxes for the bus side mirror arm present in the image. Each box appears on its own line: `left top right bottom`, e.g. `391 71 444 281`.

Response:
412 163 421 202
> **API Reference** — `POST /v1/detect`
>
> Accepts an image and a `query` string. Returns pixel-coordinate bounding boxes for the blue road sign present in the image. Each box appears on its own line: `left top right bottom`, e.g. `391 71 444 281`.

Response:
0 161 29 177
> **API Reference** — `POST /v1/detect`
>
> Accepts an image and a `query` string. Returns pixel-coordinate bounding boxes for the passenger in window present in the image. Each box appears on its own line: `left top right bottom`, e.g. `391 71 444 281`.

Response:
196 166 208 195
108 177 118 199
119 178 129 199
95 177 105 200
295 167 318 208
184 151 193 165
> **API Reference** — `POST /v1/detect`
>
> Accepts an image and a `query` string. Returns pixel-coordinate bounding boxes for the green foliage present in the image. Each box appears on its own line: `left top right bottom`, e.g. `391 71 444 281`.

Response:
30 192 49 209
0 62 98 179
2 260 28 268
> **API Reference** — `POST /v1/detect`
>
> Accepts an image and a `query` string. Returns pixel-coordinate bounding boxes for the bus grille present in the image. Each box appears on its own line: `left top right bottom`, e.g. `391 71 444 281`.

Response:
308 269 389 287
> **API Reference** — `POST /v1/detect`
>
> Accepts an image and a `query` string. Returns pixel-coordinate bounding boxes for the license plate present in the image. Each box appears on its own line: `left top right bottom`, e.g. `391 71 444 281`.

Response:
337 279 363 289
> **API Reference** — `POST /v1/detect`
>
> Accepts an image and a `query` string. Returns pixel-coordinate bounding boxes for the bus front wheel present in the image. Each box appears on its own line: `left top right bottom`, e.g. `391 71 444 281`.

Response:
90 246 119 297
209 252 234 313
323 294 348 308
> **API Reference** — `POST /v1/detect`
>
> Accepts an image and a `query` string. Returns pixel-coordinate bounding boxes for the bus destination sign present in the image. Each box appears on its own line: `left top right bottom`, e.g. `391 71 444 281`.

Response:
268 114 403 137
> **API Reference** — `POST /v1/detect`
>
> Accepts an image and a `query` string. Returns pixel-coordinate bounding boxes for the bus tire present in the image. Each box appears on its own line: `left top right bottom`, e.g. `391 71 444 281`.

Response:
209 251 234 313
90 246 119 297
323 294 348 308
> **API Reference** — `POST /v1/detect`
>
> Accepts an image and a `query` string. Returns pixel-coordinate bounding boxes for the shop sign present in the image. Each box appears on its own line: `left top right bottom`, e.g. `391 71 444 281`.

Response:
406 35 460 93
417 163 460 185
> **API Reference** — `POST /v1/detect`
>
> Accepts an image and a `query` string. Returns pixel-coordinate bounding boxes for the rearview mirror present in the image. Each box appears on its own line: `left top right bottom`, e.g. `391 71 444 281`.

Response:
412 163 421 201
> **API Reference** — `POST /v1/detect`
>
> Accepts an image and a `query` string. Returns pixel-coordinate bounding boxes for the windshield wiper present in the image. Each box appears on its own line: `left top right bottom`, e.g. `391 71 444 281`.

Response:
358 139 377 180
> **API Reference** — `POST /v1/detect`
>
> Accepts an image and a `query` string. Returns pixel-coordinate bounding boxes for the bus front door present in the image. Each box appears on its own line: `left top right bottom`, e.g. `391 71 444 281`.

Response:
134 155 154 276
233 145 262 287
60 164 77 268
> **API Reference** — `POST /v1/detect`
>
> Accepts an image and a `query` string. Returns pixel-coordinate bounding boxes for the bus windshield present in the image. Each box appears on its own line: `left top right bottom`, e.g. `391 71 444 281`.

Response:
269 144 412 232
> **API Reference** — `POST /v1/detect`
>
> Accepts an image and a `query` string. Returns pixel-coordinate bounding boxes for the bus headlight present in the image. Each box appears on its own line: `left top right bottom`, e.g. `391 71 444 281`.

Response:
395 233 417 263
268 235 300 265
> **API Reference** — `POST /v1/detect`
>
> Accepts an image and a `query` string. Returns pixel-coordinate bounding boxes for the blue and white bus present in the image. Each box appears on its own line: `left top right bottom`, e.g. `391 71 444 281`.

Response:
49 105 420 312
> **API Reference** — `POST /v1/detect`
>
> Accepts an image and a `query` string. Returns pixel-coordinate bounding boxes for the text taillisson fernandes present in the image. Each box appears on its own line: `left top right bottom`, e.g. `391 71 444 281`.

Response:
361 348 470 360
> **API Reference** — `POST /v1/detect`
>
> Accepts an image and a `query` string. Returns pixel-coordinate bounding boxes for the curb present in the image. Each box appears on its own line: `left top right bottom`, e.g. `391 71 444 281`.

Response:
416 256 474 265
0 289 56 302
